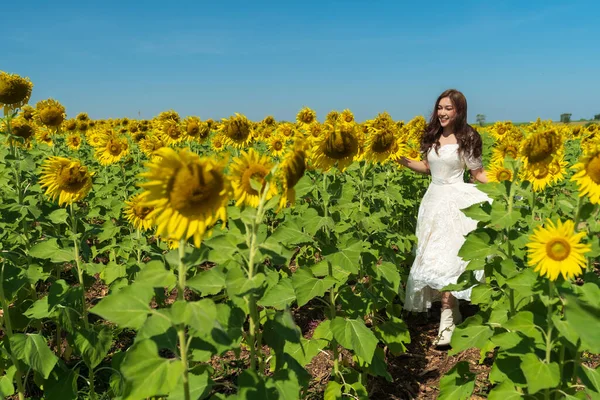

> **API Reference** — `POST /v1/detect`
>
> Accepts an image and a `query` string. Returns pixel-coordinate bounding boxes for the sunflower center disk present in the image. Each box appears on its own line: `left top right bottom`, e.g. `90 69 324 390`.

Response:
57 165 89 192
134 205 153 220
546 238 571 261
241 166 268 196
325 132 357 159
498 170 511 181
169 164 223 218
586 155 600 184
40 108 64 126
372 132 394 153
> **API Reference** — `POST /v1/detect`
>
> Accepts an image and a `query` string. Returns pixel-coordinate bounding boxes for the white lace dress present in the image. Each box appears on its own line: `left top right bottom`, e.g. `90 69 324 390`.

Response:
404 143 491 312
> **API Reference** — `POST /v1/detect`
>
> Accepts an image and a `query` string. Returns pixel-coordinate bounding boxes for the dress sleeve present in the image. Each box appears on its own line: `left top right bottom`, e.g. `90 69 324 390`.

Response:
463 151 483 170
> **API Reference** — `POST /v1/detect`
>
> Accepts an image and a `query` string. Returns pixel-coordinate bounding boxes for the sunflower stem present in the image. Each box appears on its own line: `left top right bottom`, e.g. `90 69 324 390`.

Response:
328 261 340 378
573 195 583 229
245 181 271 373
545 280 554 364
70 203 88 327
1 264 26 400
506 178 517 317
177 238 191 400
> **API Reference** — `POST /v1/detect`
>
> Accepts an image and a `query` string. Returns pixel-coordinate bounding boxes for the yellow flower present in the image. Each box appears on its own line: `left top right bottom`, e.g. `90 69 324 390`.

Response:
520 129 563 165
325 110 340 124
277 122 296 139
157 110 180 123
183 116 202 140
96 137 130 165
139 135 165 158
211 134 226 152
491 142 520 164
339 109 355 124
139 147 230 247
7 115 36 143
0 71 33 112
66 133 82 150
40 157 93 206
162 119 184 145
20 105 35 121
296 106 317 126
571 149 600 204
310 122 359 172
524 162 554 192
278 144 306 209
268 135 286 158
527 219 590 281
36 99 66 130
230 148 278 207
36 130 54 147
63 119 78 133
488 163 513 183
220 113 253 148
363 112 402 163
124 193 155 231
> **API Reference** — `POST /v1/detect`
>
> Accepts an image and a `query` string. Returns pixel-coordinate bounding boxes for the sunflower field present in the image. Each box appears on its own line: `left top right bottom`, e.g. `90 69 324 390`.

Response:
1 71 600 400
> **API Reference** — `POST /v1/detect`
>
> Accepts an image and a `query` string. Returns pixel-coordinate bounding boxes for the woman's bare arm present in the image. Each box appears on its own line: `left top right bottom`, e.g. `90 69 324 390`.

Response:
397 157 430 175
470 167 488 184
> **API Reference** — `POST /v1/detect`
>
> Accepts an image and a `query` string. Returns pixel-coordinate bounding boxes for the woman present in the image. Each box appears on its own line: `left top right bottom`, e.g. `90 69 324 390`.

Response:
398 89 489 347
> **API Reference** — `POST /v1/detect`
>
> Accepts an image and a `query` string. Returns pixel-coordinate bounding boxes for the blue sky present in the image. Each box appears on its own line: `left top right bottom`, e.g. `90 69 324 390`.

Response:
3 0 599 123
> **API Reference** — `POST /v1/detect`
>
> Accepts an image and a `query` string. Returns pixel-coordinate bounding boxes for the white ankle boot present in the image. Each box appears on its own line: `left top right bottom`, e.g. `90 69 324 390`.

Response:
435 305 462 347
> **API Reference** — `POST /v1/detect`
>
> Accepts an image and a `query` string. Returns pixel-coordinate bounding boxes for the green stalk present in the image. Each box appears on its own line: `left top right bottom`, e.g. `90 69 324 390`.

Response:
573 195 583 228
136 229 142 265
70 203 88 327
328 262 340 378
245 182 270 372
506 180 517 317
1 264 26 400
177 239 191 400
545 280 554 400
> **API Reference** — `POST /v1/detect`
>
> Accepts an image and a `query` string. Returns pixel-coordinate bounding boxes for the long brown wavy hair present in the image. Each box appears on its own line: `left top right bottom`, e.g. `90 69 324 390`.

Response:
420 89 482 159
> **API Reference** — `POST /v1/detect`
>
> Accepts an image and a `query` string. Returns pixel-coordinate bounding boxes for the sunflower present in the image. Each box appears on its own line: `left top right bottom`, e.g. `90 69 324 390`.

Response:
524 162 555 192
277 122 296 139
571 149 600 204
520 129 563 165
157 110 180 123
262 115 276 127
162 119 184 145
7 115 36 143
96 137 130 165
66 133 82 150
363 112 403 163
183 116 201 140
296 107 317 126
36 130 54 147
139 135 165 158
138 147 230 247
211 134 226 152
278 144 307 209
491 142 520 164
268 135 286 158
0 71 33 112
527 219 590 281
220 113 253 148
124 192 155 231
40 157 93 206
20 105 35 121
78 120 89 133
325 110 340 125
339 109 355 124
36 99 66 130
547 158 567 185
229 148 278 207
310 122 359 172
306 122 323 142
487 162 513 183
63 119 78 133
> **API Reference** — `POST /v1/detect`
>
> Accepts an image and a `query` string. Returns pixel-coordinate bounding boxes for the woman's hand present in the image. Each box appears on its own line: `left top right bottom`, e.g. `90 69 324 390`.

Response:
470 167 488 184
398 157 430 175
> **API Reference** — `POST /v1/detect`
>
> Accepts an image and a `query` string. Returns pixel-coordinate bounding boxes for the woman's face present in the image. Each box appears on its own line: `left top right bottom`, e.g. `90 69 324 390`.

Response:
437 96 456 129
